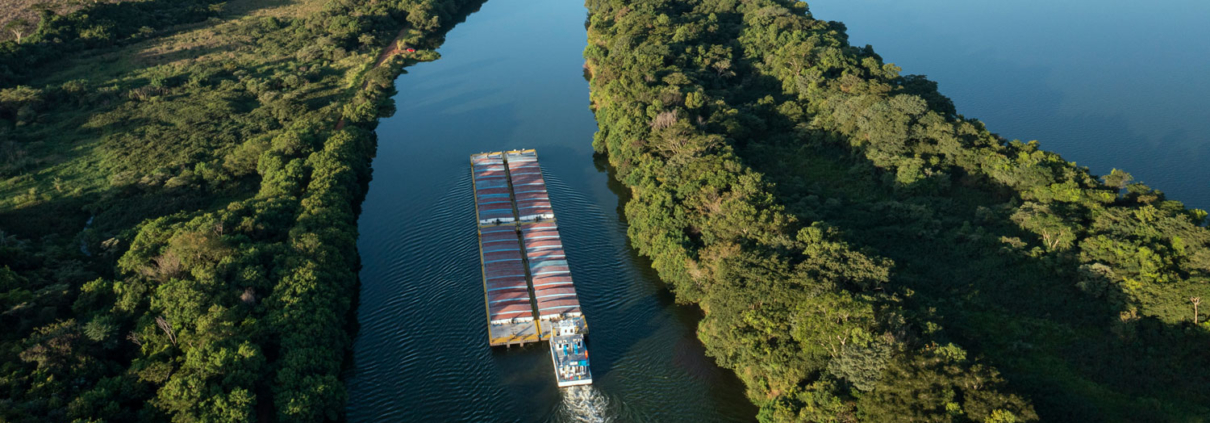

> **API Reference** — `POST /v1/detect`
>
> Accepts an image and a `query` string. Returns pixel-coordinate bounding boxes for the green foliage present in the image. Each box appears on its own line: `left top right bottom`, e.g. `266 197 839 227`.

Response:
587 0 1210 420
0 0 481 421
0 0 224 88
585 0 1035 420
82 314 116 344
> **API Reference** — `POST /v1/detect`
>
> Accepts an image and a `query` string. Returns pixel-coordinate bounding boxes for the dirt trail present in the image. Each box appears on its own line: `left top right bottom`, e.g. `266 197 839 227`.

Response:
335 26 412 131
374 26 413 67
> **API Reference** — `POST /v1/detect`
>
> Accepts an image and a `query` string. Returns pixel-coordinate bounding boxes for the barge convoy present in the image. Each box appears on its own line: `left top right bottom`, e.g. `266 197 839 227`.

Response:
471 149 592 388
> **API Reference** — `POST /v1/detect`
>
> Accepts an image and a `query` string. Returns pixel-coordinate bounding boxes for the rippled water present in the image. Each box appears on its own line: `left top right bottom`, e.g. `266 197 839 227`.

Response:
811 0 1210 209
343 0 757 421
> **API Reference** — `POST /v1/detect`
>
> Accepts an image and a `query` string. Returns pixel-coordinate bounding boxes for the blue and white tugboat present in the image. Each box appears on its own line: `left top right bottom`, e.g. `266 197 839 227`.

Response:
550 319 592 387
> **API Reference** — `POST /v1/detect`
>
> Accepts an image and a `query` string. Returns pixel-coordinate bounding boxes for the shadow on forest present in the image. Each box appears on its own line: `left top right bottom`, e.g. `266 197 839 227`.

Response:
0 0 297 240
904 37 1210 211
729 67 1210 420
5 0 286 88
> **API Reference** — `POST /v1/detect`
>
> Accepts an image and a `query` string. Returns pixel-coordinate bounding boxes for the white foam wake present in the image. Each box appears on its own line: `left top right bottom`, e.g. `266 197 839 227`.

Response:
559 386 611 423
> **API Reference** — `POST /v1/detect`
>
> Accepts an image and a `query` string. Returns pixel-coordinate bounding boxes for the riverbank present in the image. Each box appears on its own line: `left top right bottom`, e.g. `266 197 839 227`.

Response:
809 0 1210 211
0 0 482 420
584 0 1210 421
341 0 758 420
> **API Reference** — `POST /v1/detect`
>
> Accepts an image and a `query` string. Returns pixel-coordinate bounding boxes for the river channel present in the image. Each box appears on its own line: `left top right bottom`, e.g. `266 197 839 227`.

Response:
342 0 758 421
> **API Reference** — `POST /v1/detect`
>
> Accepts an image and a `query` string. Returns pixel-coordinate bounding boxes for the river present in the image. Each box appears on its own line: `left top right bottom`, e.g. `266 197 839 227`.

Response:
811 0 1210 209
345 0 1208 420
342 0 757 421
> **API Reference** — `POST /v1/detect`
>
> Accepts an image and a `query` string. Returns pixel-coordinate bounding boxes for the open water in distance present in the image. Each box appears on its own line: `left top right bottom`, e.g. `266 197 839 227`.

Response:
342 0 758 421
812 0 1210 209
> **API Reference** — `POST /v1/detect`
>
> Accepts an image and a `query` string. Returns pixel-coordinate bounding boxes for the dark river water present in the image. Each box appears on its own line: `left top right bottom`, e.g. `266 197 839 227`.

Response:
343 0 757 421
811 0 1210 209
346 0 1208 420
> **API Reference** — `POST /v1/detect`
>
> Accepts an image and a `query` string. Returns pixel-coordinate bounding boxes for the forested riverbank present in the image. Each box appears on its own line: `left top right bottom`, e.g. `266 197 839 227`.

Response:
584 0 1210 421
4 0 1208 421
0 0 480 420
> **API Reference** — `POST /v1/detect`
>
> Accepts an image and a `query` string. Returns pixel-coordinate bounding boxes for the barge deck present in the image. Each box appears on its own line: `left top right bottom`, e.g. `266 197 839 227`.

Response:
471 149 592 386
473 153 538 346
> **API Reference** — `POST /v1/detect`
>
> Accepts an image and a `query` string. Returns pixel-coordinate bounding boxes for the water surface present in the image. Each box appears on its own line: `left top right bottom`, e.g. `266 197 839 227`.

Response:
343 0 757 421
811 0 1210 209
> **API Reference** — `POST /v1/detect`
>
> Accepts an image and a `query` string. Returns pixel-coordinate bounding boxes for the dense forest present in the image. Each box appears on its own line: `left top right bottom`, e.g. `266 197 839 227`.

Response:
584 0 1210 422
3 0 1207 421
0 0 480 420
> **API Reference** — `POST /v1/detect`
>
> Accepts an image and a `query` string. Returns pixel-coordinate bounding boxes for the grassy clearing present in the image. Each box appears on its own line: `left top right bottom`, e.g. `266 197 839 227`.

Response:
0 0 483 420
0 0 369 237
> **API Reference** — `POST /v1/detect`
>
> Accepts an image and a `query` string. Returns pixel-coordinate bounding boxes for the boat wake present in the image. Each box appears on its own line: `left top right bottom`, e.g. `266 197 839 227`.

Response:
558 386 610 423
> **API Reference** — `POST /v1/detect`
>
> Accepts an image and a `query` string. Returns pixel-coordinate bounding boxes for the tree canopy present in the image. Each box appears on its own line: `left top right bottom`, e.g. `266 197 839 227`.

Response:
0 0 480 421
585 0 1210 421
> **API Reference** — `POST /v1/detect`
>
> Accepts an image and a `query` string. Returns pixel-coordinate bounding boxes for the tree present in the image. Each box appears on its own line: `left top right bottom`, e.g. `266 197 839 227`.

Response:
83 315 118 346
5 18 32 42
1011 202 1076 250
1192 297 1202 324
1103 168 1133 190
826 340 891 391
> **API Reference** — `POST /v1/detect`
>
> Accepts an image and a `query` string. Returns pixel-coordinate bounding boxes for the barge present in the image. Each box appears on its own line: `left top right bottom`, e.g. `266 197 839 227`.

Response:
473 153 538 346
471 149 592 387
